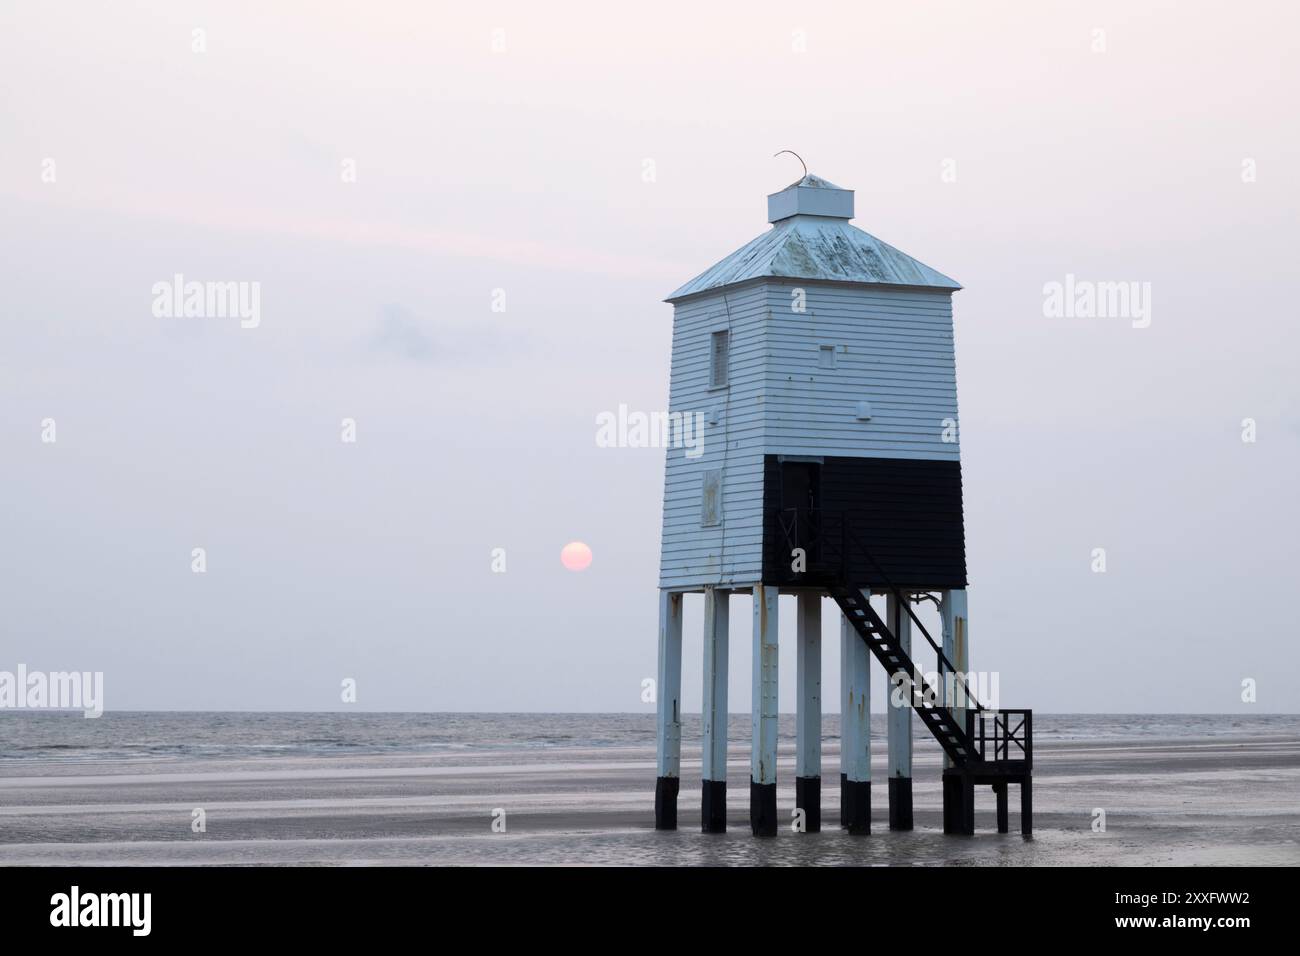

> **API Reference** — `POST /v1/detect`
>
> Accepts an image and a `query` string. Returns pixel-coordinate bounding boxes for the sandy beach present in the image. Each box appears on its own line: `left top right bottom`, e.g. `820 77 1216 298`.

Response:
2 714 1298 866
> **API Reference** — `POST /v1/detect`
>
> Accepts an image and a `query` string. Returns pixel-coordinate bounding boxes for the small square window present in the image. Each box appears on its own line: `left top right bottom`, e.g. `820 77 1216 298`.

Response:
818 344 836 369
709 330 729 388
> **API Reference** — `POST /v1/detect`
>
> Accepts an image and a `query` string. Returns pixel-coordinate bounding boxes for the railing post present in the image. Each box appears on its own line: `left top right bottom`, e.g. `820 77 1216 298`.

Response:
1021 709 1034 837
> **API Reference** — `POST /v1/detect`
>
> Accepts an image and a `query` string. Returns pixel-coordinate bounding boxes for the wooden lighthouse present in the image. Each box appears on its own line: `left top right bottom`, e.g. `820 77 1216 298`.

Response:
653 170 1032 837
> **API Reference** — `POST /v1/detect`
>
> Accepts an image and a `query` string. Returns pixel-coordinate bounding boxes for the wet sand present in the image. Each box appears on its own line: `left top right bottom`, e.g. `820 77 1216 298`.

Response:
2 729 1298 865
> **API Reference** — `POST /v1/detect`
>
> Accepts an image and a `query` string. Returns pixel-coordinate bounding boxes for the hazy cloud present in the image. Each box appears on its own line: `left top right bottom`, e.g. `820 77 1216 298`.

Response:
371 305 436 361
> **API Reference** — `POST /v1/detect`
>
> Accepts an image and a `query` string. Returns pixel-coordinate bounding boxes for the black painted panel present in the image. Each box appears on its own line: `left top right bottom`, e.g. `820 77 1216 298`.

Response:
762 454 968 589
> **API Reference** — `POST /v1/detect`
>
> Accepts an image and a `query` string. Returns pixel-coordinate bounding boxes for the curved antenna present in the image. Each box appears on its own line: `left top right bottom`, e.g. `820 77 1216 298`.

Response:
773 149 808 181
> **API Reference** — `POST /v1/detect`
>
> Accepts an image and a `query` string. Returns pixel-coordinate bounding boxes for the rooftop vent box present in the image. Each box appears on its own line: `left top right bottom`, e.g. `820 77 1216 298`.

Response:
767 174 854 223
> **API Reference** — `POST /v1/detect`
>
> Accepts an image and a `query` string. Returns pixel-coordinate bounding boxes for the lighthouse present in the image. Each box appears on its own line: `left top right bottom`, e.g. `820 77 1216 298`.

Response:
653 170 1031 837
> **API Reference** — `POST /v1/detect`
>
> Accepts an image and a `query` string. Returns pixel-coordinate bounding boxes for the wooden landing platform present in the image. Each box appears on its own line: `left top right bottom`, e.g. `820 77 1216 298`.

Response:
943 766 1032 837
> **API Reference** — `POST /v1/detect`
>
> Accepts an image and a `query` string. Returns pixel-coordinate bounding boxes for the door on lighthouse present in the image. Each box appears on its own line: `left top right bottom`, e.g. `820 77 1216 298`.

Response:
780 460 822 564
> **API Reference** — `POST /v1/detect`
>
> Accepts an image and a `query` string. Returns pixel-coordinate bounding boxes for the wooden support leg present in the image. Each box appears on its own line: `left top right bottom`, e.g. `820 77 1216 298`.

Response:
1021 775 1033 838
701 587 729 833
842 591 872 835
839 621 848 828
886 592 914 831
939 590 969 772
995 781 1009 834
750 586 779 837
795 593 822 833
655 590 683 830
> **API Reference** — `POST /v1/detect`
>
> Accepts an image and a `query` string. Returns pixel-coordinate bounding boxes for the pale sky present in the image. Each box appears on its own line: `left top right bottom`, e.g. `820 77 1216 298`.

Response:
1 1 1297 712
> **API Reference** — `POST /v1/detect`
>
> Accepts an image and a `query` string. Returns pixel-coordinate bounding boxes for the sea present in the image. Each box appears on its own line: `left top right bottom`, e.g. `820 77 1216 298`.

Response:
5 711 1298 761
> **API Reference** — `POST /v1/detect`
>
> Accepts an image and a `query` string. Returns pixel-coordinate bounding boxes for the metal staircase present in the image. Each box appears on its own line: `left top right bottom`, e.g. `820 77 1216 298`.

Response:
829 584 978 765
781 507 1033 835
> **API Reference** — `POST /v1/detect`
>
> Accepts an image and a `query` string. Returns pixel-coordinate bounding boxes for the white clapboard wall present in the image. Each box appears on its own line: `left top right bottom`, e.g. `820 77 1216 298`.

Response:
658 174 962 591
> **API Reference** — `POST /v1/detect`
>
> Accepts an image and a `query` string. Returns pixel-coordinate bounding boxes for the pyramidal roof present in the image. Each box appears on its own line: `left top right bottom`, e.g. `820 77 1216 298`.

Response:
783 173 845 191
666 173 960 302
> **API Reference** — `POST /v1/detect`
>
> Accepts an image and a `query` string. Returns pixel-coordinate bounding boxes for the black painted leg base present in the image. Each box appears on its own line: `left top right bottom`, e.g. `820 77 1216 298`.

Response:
750 779 777 836
994 780 1009 834
888 776 913 831
701 779 727 833
942 771 975 835
654 776 679 831
794 776 820 833
839 772 847 828
1021 774 1033 838
845 780 871 834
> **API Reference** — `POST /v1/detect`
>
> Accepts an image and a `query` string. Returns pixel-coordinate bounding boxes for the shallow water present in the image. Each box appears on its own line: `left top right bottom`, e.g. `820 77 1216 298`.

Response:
2 713 1298 865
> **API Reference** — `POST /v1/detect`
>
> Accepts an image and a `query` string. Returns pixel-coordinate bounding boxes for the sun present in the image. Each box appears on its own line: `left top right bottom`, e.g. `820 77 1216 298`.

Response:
560 541 592 571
